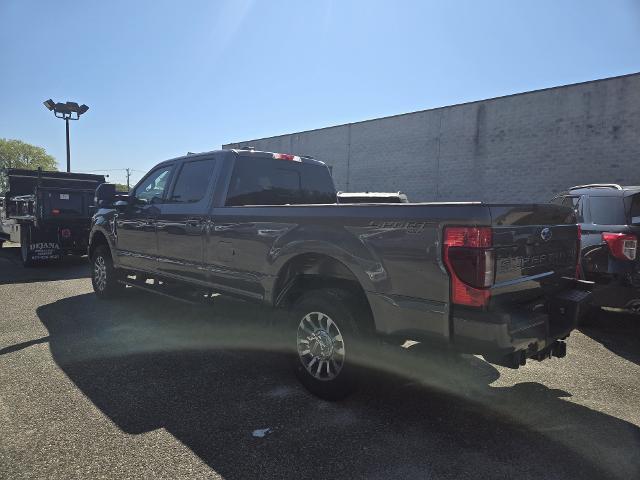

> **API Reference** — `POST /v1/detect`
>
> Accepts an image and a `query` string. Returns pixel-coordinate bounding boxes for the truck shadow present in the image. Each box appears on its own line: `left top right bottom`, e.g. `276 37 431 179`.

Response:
0 245 89 285
579 309 640 366
35 293 639 480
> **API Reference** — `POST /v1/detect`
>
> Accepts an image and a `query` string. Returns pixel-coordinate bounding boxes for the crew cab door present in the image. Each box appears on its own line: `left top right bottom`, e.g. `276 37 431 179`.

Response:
116 164 174 271
155 156 218 282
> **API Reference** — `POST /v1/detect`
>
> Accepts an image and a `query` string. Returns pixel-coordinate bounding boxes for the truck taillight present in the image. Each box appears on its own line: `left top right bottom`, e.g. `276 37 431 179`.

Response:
602 232 637 261
443 227 494 308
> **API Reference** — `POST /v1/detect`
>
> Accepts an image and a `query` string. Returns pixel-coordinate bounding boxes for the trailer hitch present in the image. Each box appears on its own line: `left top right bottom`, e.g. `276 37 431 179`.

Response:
533 340 567 361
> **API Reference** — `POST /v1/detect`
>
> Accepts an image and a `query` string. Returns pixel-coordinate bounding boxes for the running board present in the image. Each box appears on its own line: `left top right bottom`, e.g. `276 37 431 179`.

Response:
118 278 217 305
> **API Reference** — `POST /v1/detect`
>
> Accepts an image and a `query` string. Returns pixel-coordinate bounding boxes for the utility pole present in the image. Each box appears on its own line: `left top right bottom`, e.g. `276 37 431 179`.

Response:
126 168 131 191
65 118 71 172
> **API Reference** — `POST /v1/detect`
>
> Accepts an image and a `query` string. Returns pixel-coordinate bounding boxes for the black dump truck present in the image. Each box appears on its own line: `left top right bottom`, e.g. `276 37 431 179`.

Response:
0 168 105 266
89 149 591 399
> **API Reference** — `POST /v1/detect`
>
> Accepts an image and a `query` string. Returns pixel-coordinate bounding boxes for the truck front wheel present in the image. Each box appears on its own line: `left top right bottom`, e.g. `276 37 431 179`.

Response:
291 288 367 400
91 245 124 299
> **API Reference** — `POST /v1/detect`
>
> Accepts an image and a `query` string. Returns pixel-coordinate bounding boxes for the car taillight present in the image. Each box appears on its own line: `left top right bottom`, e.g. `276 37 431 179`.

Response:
443 227 494 308
51 209 60 215
273 153 302 162
602 232 637 261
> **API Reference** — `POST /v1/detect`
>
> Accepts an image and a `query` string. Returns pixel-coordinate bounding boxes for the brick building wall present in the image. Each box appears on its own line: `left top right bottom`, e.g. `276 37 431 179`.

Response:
224 73 640 203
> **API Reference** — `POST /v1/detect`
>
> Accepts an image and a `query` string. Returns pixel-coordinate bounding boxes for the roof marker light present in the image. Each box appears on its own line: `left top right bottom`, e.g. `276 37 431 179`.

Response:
273 153 302 162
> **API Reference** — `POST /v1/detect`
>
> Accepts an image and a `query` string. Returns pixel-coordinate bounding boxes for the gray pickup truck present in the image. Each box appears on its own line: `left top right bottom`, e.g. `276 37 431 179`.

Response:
89 148 591 399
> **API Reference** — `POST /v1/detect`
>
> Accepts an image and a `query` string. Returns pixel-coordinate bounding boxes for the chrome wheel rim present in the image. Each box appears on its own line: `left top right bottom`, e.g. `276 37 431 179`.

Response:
94 256 107 291
297 311 345 381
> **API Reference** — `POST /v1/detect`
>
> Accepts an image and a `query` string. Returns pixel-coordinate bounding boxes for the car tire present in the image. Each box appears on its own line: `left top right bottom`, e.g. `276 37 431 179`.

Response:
20 227 33 267
91 245 124 299
290 288 369 401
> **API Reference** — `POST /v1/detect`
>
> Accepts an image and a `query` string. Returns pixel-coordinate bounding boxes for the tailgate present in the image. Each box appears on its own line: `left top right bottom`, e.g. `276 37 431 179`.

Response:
39 188 93 222
490 204 579 303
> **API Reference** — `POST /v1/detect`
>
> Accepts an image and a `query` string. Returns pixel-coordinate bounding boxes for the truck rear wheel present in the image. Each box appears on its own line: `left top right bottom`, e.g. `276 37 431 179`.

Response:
290 288 367 400
20 227 33 267
91 245 124 299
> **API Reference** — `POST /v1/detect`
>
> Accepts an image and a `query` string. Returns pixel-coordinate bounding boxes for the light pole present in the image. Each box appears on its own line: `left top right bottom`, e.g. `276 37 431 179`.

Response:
43 99 89 172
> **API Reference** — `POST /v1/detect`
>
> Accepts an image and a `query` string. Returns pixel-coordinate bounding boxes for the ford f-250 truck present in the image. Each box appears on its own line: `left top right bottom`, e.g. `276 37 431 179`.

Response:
89 148 591 399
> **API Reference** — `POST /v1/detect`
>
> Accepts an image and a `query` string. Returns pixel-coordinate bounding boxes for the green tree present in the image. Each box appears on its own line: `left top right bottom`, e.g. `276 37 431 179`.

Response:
113 183 130 193
0 138 58 192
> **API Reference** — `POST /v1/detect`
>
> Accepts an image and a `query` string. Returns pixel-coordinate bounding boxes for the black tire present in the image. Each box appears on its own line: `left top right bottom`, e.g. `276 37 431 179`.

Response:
290 288 370 400
20 227 33 267
91 245 125 299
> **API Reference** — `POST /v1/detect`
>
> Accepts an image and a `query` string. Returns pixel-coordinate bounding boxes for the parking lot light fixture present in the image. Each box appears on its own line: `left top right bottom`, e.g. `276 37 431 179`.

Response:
42 98 90 172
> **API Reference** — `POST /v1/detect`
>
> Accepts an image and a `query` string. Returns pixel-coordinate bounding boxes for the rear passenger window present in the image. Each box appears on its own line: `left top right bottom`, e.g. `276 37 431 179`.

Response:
589 196 626 225
225 156 336 206
629 194 640 224
169 158 216 203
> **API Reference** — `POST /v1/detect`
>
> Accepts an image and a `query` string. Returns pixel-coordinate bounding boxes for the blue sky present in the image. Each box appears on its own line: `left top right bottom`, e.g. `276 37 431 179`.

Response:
1 0 639 185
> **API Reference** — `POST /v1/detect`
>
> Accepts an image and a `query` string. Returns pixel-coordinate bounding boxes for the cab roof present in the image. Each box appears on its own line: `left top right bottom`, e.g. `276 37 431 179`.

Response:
160 148 327 168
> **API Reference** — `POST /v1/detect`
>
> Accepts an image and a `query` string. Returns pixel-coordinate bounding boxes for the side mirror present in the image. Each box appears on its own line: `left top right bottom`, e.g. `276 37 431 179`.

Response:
94 183 116 208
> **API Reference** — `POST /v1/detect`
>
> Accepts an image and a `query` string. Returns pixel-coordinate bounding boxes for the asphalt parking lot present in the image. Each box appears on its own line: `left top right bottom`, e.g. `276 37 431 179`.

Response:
0 244 638 480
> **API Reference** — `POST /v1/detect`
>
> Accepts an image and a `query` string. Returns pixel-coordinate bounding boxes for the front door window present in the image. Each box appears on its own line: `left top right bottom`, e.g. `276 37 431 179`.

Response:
133 167 173 204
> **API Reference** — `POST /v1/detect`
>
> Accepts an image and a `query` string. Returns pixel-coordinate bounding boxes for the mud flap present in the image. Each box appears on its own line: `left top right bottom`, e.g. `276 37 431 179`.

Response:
22 225 62 262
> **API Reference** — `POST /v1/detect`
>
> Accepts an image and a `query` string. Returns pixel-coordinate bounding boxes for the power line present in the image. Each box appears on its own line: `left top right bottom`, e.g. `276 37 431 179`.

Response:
76 168 143 189
77 168 145 172
77 168 130 173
